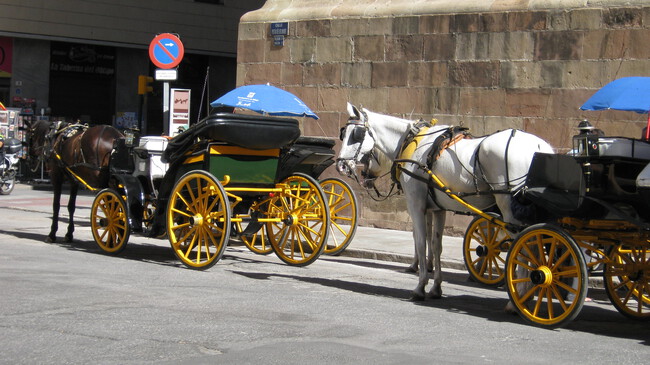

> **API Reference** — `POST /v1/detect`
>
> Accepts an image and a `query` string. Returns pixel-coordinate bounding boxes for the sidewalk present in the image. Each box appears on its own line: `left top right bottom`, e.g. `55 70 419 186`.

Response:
341 225 467 272
0 182 464 271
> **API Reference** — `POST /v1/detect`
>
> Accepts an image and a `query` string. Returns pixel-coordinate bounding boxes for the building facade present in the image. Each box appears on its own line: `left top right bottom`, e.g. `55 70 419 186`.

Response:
238 0 650 232
0 0 265 133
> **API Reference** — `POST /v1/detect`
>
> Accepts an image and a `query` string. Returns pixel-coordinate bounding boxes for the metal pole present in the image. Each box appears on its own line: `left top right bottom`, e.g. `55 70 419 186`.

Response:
163 82 170 136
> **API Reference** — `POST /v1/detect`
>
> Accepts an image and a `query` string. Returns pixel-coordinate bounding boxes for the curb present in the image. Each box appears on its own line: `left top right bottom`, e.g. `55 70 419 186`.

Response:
340 247 605 289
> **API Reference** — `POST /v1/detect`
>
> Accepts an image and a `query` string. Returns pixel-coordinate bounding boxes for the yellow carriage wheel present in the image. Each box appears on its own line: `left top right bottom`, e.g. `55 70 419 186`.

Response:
505 224 587 328
91 188 130 254
266 173 330 266
463 213 510 286
167 171 231 270
320 177 358 256
604 244 650 320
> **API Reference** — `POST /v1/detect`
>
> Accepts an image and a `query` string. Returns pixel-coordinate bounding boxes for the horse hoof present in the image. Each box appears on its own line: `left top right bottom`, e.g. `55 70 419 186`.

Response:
64 236 73 243
428 286 442 299
45 236 55 243
504 301 519 315
409 293 426 302
404 266 417 273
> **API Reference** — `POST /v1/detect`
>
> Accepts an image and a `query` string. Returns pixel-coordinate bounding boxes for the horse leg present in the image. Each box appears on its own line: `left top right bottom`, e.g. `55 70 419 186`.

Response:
427 210 445 299
407 198 429 301
64 182 78 243
407 211 434 274
425 210 434 272
47 177 62 243
495 195 528 314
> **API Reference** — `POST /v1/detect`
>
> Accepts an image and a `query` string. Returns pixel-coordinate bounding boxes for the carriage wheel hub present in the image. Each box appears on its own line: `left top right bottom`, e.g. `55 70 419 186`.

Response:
476 245 489 257
284 214 299 226
189 214 204 226
530 266 553 287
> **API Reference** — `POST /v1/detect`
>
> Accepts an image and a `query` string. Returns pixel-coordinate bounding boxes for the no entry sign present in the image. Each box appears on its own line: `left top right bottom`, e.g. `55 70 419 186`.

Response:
149 33 184 69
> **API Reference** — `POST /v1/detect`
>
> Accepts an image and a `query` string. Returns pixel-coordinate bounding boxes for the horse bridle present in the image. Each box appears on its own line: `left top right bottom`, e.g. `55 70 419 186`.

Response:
337 116 398 200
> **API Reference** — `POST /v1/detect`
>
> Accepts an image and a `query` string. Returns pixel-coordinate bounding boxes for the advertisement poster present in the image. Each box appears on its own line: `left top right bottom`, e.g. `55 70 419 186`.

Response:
170 88 190 136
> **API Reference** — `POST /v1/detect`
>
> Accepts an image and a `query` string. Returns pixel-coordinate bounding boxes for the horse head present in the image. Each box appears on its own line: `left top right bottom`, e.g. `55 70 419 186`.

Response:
336 103 384 189
25 120 53 172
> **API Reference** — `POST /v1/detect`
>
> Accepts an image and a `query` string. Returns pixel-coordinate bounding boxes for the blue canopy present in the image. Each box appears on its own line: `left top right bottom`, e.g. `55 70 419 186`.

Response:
210 84 319 120
580 77 650 114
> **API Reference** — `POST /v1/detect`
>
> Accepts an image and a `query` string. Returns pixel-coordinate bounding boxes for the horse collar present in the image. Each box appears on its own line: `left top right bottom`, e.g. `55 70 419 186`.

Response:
391 121 434 186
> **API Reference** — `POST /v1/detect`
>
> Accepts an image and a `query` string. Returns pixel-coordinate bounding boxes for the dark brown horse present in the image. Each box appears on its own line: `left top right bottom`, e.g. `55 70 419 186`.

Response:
26 120 123 243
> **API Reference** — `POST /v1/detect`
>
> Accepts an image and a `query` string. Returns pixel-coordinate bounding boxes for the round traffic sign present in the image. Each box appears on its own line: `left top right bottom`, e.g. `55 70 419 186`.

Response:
149 33 185 69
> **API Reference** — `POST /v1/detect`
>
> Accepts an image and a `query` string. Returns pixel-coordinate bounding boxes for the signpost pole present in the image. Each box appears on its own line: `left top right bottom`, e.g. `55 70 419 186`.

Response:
163 82 170 136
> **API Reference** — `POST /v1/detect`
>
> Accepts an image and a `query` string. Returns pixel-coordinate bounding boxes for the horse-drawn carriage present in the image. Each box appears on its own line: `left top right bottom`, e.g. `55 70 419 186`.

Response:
90 112 358 269
338 76 650 327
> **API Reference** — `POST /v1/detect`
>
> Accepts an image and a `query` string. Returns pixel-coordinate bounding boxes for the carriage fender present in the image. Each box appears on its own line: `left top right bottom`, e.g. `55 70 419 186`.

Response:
110 174 145 231
635 162 650 189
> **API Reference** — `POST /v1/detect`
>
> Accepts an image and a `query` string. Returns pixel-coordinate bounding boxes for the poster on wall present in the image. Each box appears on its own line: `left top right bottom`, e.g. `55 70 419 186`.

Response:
169 88 190 136
114 112 138 130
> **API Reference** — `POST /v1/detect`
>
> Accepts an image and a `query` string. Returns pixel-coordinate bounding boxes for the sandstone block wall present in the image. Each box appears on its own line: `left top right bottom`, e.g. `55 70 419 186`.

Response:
238 2 650 232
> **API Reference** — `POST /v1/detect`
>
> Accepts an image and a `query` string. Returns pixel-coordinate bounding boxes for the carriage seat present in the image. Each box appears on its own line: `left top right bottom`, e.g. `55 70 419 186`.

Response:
523 152 586 215
162 113 300 163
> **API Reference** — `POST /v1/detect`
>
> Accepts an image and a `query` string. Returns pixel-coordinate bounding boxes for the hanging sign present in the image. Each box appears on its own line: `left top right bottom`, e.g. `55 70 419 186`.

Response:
169 88 190 136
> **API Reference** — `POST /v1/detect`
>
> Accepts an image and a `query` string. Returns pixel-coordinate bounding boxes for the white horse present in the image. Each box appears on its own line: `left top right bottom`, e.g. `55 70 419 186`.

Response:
337 103 554 301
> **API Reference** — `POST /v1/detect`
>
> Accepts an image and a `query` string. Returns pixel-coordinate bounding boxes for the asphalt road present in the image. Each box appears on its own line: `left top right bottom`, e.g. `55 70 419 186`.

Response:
1 185 649 364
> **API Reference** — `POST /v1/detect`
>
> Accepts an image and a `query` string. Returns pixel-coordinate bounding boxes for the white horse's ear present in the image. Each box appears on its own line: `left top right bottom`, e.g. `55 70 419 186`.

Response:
347 102 360 119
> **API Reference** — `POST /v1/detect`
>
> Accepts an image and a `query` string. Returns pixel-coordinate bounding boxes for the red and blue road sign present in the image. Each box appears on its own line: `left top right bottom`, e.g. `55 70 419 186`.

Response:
149 33 184 69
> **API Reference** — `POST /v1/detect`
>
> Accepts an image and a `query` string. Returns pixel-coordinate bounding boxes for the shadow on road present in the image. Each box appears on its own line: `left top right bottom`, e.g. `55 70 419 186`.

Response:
229 267 650 345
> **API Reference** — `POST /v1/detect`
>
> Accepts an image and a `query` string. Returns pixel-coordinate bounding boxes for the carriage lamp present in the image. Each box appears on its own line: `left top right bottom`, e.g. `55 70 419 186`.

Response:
124 129 139 147
572 120 600 157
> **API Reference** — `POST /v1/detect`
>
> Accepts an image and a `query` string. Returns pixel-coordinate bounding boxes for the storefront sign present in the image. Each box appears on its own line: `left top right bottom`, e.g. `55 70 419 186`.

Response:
50 42 115 76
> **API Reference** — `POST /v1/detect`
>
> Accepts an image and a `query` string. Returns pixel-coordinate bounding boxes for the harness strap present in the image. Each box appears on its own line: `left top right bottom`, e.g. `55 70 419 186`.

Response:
52 151 99 191
395 157 518 231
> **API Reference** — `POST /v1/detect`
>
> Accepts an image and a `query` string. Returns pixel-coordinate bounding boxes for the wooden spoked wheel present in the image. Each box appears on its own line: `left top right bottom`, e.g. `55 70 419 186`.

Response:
463 214 510 286
91 188 130 254
320 177 358 256
505 224 587 328
603 244 650 320
266 173 330 266
167 171 231 270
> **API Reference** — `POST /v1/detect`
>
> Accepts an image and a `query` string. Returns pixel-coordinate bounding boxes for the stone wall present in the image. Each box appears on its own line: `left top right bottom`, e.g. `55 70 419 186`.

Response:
237 0 650 233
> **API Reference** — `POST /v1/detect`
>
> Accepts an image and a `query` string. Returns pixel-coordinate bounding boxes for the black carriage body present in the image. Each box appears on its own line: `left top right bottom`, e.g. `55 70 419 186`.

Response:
148 113 303 236
278 136 336 180
107 112 339 237
523 136 650 223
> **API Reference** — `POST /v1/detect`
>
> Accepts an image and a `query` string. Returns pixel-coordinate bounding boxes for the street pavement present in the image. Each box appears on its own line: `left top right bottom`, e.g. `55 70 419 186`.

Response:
0 182 606 288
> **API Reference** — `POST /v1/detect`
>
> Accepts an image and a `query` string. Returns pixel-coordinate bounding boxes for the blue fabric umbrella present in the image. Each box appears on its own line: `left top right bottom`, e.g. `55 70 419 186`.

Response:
580 77 650 139
580 77 650 114
210 84 319 120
